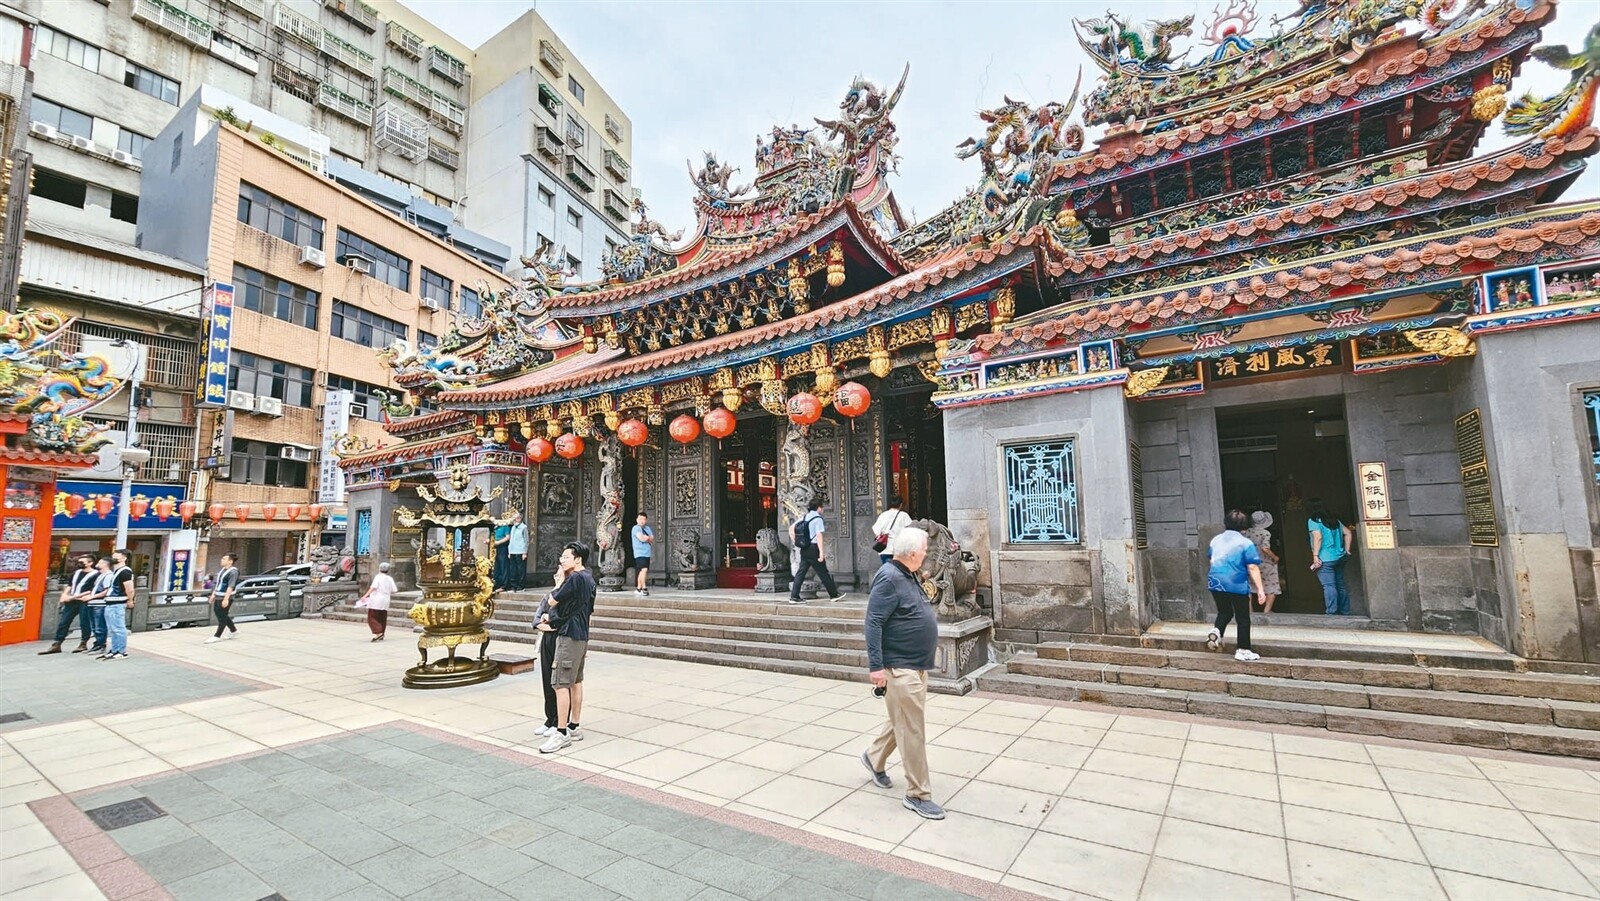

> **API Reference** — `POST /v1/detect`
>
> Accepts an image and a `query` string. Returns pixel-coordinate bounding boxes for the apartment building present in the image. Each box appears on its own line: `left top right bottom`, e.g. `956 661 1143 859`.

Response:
467 9 635 279
139 87 509 573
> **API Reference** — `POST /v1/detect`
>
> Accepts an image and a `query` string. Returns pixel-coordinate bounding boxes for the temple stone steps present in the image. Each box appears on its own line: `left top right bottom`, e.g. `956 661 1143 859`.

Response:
977 642 1600 759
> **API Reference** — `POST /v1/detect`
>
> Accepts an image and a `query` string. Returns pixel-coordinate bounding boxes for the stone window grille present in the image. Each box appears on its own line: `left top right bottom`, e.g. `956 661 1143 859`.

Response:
1004 439 1081 543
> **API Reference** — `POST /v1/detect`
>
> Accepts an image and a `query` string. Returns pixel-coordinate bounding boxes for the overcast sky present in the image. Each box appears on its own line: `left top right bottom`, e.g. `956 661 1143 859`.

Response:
405 0 1594 233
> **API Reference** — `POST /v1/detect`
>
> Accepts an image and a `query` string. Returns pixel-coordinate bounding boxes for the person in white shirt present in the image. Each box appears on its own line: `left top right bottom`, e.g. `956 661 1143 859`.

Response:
870 495 912 565
204 554 239 644
362 561 399 642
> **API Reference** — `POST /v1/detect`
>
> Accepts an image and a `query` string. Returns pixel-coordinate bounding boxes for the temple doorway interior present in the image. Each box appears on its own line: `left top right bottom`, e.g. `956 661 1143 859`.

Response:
714 421 778 589
1217 398 1363 615
884 389 948 524
621 453 640 571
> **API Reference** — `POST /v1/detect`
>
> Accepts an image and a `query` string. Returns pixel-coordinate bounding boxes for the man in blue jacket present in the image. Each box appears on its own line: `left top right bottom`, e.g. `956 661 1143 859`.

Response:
861 526 944 820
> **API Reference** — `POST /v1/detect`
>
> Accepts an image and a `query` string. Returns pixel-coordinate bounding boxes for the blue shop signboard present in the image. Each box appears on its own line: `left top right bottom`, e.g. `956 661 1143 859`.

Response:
198 282 235 408
52 480 189 531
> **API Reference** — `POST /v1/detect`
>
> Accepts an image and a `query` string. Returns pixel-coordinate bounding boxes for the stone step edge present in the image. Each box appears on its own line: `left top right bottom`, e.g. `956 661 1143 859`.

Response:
977 671 1600 760
486 626 869 665
1009 656 1600 730
1061 635 1519 671
482 631 866 683
485 616 869 648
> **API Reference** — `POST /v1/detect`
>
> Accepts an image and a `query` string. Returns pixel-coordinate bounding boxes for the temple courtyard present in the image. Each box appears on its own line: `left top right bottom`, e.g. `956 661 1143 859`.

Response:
1 619 1599 901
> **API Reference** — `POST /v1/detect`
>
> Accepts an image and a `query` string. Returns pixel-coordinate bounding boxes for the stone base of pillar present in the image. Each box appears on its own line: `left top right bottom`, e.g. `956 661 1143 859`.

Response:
302 582 360 618
753 571 791 593
673 571 717 590
928 616 994 696
598 574 626 592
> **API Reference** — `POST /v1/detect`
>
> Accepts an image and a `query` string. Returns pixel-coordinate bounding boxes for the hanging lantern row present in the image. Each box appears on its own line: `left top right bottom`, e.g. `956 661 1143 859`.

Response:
617 419 649 448
554 433 585 460
202 502 327 525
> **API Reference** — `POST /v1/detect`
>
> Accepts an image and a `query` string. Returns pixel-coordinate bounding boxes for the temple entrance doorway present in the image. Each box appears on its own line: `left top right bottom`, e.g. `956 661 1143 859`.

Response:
621 454 641 575
1217 399 1363 615
884 388 948 524
714 422 778 589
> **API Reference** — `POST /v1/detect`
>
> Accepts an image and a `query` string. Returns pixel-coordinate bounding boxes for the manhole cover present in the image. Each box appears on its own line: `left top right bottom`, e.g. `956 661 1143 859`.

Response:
85 798 166 831
0 712 32 725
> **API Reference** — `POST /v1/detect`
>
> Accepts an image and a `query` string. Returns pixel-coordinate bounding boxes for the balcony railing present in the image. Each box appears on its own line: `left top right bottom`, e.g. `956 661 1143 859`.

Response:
275 42 323 81
539 39 563 76
428 141 459 170
132 0 213 48
534 125 564 163
382 65 430 108
320 32 374 78
429 47 466 85
385 21 423 58
426 93 464 135
222 0 265 18
605 114 623 142
603 189 628 222
373 102 426 161
565 154 596 193
317 82 372 123
381 66 463 134
273 4 321 47
537 80 562 115
604 148 630 181
325 0 377 32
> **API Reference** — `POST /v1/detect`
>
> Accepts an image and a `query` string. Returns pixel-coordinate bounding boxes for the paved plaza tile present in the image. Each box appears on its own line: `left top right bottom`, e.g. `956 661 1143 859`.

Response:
0 618 1599 900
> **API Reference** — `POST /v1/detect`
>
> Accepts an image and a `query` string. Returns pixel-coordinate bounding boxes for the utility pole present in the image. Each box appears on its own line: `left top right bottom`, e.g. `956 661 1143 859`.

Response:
113 340 147 549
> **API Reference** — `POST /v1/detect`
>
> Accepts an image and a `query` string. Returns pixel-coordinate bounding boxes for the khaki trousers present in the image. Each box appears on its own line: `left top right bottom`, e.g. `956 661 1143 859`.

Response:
867 668 931 800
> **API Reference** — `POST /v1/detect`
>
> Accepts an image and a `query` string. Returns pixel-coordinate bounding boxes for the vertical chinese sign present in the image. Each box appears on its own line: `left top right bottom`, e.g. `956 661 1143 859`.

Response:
319 389 352 505
1356 462 1395 550
198 283 234 408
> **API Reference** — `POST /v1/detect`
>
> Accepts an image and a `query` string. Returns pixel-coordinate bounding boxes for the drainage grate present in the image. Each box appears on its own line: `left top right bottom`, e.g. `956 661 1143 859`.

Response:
85 798 166 831
0 712 32 725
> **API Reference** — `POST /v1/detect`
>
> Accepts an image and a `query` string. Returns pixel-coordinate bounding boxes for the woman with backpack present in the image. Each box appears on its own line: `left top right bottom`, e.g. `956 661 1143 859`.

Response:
1306 498 1354 615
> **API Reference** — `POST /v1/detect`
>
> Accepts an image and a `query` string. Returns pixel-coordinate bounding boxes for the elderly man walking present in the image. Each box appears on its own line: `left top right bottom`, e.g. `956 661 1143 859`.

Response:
861 526 944 820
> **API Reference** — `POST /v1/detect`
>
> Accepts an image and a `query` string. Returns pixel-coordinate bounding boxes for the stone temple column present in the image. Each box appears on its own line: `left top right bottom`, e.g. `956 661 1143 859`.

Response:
772 420 817 596
594 433 625 591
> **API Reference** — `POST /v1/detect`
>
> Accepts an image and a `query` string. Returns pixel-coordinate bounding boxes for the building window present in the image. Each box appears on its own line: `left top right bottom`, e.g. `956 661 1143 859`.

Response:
604 238 618 256
420 269 452 308
335 228 411 291
419 331 437 350
568 75 584 104
124 62 180 105
110 191 138 223
1004 439 1080 543
459 285 482 318
565 115 585 148
36 26 100 72
170 132 182 172
330 299 408 349
237 183 325 249
117 128 152 161
233 264 320 329
229 351 315 408
1586 390 1600 485
538 185 554 207
566 208 582 229
32 97 93 139
325 375 388 422
228 441 309 488
30 168 86 208
566 254 580 276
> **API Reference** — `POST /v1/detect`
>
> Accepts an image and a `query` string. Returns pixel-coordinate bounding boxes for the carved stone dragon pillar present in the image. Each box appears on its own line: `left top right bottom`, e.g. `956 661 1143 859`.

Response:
773 420 818 596
594 433 625 591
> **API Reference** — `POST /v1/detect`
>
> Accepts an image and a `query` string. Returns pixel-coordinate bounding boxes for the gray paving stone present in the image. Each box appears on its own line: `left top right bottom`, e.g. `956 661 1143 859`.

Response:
254 851 371 901
450 838 541 888
343 796 430 829
499 864 620 901
409 878 513 901
412 794 523 834
230 788 304 819
671 821 779 859
485 818 555 850
155 788 244 823
362 747 434 770
136 773 217 805
328 884 402 901
589 857 705 901
133 835 235 884
236 831 322 874
74 785 144 811
688 889 745 901
671 848 789 899
868 876 974 901
108 815 196 855
241 753 314 778
595 825 699 869
380 816 479 857
522 831 625 878
0 642 253 727
750 842 890 898
759 878 858 901
191 809 287 856
538 804 628 841
167 861 275 901
482 786 566 818
352 846 456 896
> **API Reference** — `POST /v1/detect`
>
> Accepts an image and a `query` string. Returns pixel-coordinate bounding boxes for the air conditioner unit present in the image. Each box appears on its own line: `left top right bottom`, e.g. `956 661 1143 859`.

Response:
298 245 327 268
109 149 139 167
255 396 284 417
419 298 441 312
347 402 368 420
69 135 95 152
344 254 372 275
227 390 256 412
29 122 57 140
280 445 313 462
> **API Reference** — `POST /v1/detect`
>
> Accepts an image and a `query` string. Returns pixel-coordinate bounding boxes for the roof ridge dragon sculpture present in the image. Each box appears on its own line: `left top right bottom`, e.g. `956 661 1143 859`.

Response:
0 309 124 453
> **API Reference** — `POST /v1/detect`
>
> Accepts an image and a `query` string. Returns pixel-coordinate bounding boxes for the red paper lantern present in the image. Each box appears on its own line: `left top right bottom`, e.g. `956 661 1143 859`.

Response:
128 495 150 520
309 503 325 522
153 497 175 521
63 494 85 518
703 407 737 440
668 415 701 444
286 503 304 521
234 503 250 523
179 500 198 522
786 392 823 426
834 381 872 417
616 419 649 448
261 503 279 522
207 502 226 524
527 436 554 464
555 433 585 460
94 495 114 518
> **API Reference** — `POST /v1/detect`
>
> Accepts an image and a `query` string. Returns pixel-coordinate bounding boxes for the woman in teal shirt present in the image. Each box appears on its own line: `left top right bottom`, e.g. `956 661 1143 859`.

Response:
1307 498 1354 615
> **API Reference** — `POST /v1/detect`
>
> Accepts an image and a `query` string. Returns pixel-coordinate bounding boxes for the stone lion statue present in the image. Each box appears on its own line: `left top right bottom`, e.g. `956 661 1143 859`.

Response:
910 519 981 620
755 527 789 573
671 528 710 572
309 545 356 582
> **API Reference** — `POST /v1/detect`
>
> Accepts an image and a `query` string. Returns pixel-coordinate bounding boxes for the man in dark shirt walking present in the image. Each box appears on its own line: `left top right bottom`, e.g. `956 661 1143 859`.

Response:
40 556 96 654
538 541 595 754
861 526 944 820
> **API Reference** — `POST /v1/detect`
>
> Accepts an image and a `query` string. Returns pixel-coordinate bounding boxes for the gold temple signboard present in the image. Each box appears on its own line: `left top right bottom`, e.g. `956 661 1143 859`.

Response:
1357 462 1391 521
1364 521 1396 550
1207 343 1341 382
1455 409 1499 547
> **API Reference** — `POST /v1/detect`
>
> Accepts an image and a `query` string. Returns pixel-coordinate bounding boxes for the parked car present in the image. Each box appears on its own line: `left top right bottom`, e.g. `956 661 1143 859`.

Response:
236 564 314 601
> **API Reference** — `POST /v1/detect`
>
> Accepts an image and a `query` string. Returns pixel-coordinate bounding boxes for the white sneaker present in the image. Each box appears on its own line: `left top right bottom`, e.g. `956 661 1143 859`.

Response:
224 632 236 640
568 726 583 742
534 724 555 737
1205 629 1221 651
539 731 572 754
1235 649 1260 661
204 636 221 644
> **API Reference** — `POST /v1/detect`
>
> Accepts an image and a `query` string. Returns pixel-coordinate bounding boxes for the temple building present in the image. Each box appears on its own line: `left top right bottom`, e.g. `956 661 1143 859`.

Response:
341 0 1600 667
